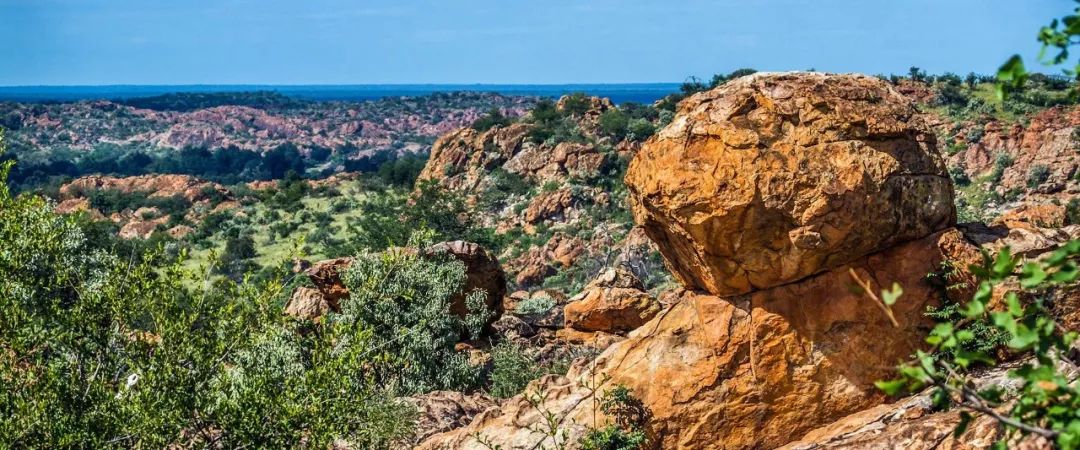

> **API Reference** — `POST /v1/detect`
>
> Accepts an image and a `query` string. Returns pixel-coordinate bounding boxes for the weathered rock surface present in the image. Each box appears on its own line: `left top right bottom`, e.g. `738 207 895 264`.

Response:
405 391 498 447
284 286 338 321
60 174 230 203
625 72 956 296
303 257 354 304
563 268 660 334
420 229 970 450
782 357 1076 450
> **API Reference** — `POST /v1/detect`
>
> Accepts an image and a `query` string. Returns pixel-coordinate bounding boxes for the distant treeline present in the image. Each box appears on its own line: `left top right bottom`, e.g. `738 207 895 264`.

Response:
3 142 427 193
115 91 308 112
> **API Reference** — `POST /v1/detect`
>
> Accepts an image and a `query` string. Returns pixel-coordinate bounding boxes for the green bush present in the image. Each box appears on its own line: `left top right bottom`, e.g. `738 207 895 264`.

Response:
1067 198 1080 225
1028 164 1051 188
339 230 491 394
471 108 512 132
598 109 630 139
488 341 544 399
0 145 416 447
949 165 971 186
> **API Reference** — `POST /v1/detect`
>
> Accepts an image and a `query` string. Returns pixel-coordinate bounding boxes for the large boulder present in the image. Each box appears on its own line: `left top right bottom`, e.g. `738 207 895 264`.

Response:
419 229 971 450
563 268 660 334
625 72 955 296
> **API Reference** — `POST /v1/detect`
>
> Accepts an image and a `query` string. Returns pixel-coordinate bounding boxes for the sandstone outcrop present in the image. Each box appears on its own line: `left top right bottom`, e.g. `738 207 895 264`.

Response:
405 391 499 447
420 73 980 450
563 268 660 334
421 229 972 450
60 174 229 203
284 286 338 321
625 72 956 296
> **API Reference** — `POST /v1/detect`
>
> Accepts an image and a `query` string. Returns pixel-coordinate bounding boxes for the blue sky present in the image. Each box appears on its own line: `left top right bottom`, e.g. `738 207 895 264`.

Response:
0 0 1067 85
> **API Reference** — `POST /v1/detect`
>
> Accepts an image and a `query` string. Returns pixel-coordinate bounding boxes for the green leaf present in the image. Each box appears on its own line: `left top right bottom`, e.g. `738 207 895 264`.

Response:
874 379 907 396
996 55 1028 101
1052 262 1080 283
1020 263 1048 288
881 282 903 306
1005 292 1023 317
992 247 1018 280
955 411 973 438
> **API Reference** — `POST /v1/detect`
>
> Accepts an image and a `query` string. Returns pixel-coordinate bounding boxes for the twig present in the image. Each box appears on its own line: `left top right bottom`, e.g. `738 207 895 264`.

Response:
848 268 900 328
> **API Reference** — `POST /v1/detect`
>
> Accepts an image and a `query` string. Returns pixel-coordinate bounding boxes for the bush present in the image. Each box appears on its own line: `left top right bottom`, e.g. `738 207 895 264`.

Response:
515 295 556 316
471 108 512 132
488 341 544 399
1068 198 1080 225
598 109 630 139
1028 164 1051 188
0 145 415 448
339 230 491 394
949 165 971 186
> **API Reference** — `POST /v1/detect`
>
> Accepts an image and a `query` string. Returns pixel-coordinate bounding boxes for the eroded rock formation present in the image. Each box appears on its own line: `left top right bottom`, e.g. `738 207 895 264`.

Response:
625 72 956 296
420 73 968 450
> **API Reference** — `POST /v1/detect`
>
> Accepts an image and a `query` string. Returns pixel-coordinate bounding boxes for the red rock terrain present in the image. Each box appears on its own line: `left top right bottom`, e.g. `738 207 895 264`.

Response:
416 73 1080 450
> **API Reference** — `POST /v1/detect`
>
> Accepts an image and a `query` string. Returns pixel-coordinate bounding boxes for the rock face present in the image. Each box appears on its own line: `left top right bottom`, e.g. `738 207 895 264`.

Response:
284 286 338 321
60 174 229 203
625 72 956 296
405 391 499 447
563 268 660 334
422 229 969 450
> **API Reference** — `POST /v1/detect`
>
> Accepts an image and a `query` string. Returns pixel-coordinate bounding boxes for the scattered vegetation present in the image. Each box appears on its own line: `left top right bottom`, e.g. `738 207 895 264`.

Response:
876 243 1080 448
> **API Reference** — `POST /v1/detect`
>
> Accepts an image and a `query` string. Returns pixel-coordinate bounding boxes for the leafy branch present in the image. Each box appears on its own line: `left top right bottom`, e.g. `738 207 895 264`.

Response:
876 241 1080 449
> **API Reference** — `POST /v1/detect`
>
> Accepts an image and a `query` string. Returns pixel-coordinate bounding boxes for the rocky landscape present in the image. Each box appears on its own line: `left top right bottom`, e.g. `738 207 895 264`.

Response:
377 73 1079 448
14 71 1080 449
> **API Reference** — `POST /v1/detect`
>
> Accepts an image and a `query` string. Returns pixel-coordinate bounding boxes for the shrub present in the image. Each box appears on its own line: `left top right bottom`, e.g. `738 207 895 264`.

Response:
876 242 1080 447
627 119 655 141
339 230 491 394
471 108 512 132
598 109 630 139
489 341 544 399
579 385 649 450
0 143 416 448
989 152 1015 183
559 93 592 117
949 165 971 186
515 295 556 316
1027 164 1051 188
1068 198 1080 225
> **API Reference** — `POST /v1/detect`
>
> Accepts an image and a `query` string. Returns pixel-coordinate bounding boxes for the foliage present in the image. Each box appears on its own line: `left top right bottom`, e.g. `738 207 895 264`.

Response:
876 242 1080 448
488 341 546 399
472 107 513 132
0 136 416 448
1028 164 1052 188
337 180 503 255
949 165 972 187
996 1 1080 99
115 91 307 112
338 230 490 394
515 295 556 316
1067 198 1080 226
580 385 649 450
598 109 630 140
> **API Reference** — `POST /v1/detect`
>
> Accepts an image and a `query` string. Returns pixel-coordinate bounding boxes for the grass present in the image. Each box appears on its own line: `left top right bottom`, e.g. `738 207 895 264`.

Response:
179 180 368 279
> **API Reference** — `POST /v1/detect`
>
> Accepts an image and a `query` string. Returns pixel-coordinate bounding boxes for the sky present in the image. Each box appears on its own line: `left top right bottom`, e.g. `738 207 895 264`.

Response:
0 0 1069 85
